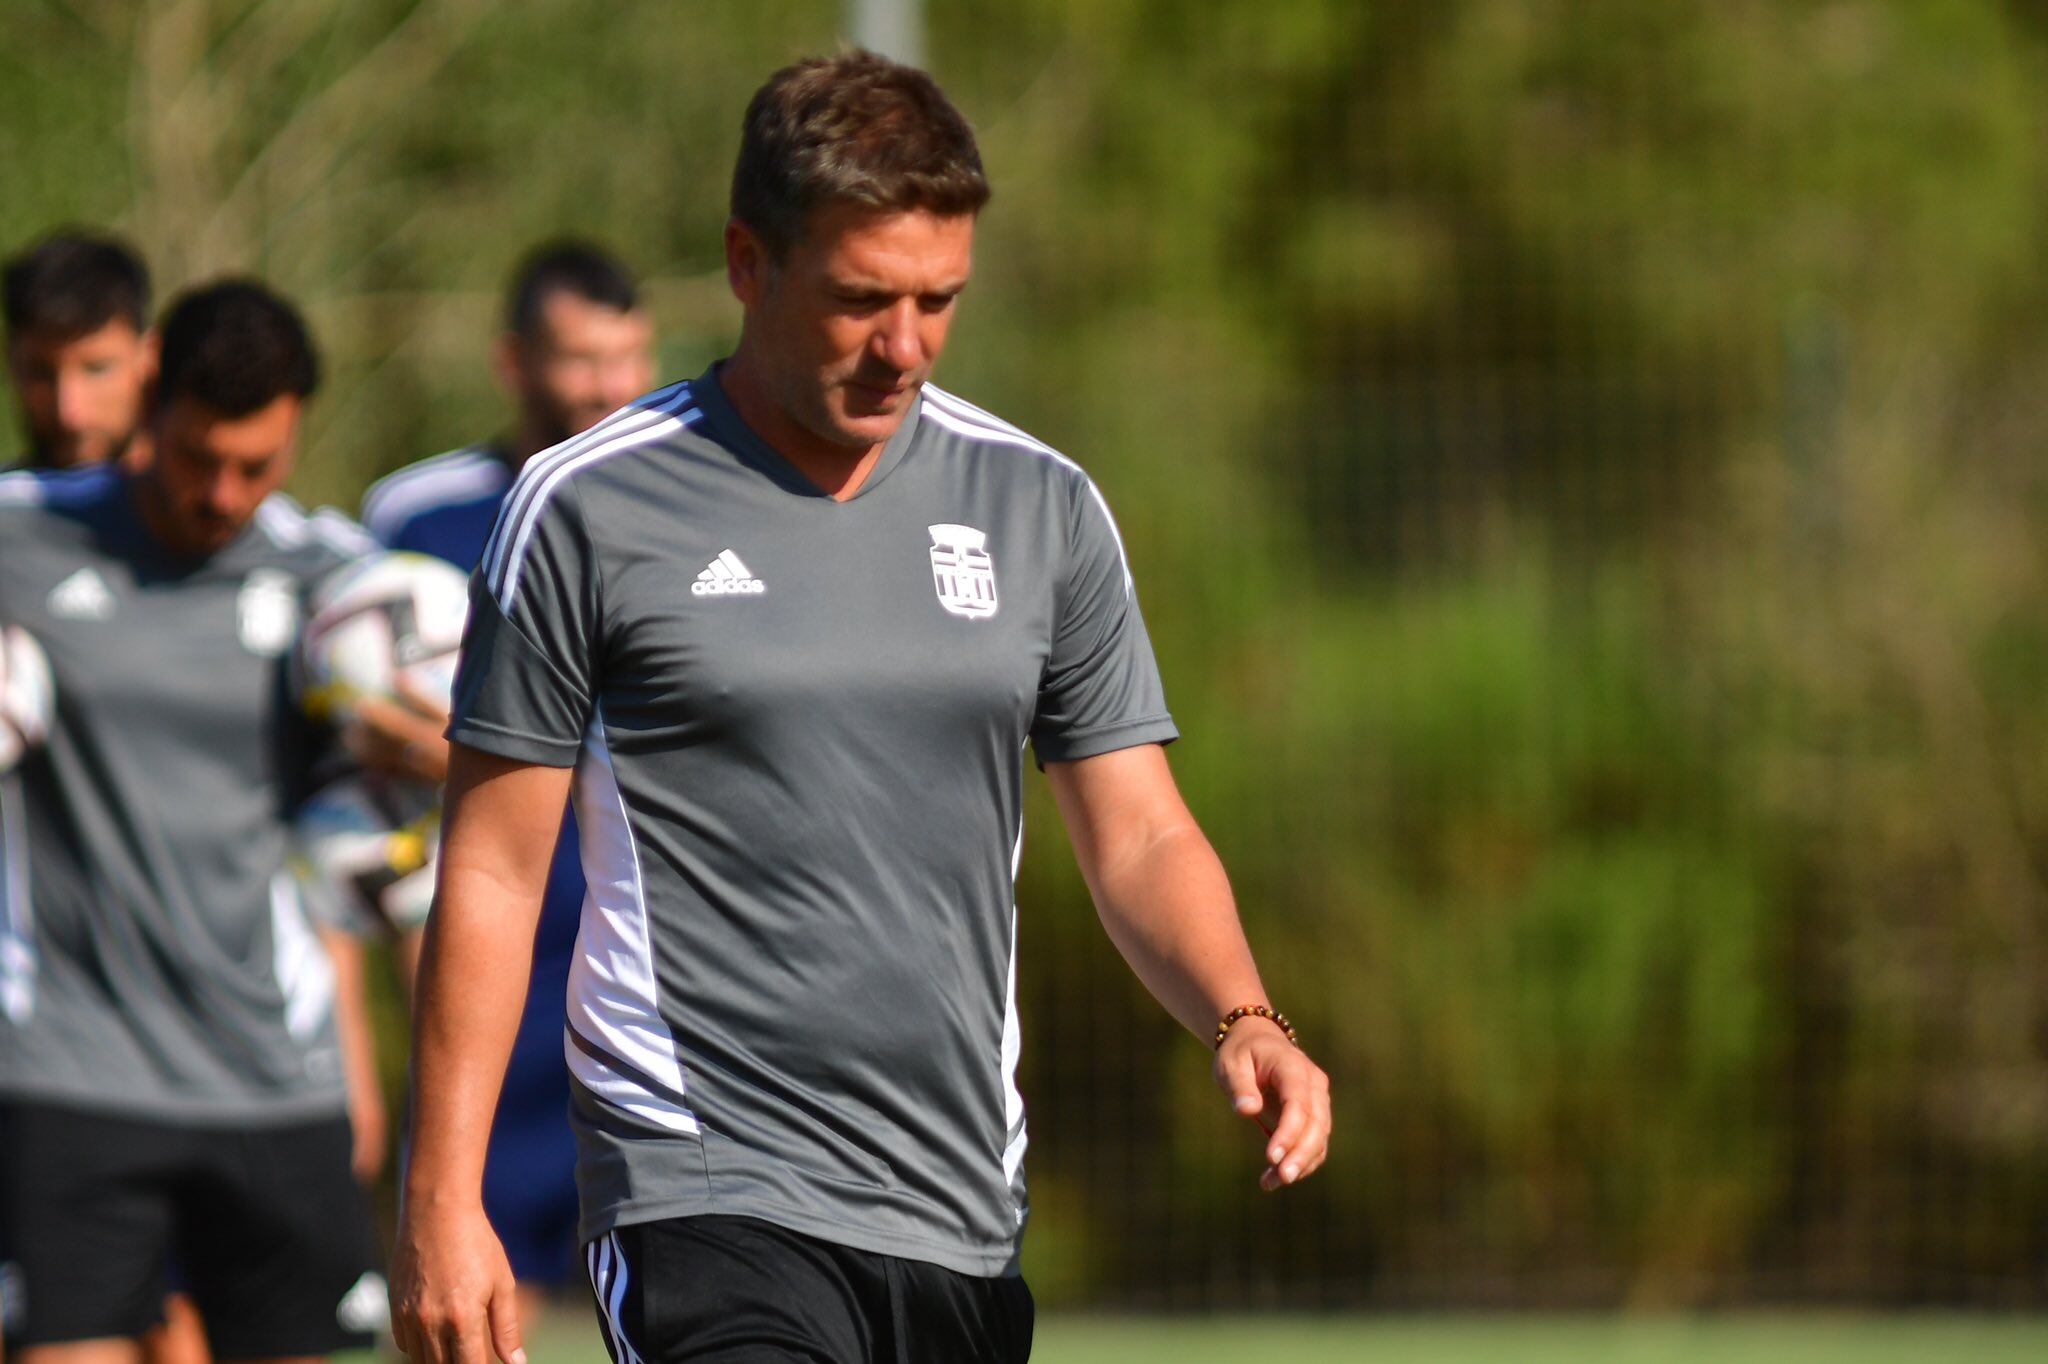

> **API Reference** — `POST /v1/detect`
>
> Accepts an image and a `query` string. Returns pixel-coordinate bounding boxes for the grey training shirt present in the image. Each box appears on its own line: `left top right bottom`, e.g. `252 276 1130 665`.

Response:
0 464 368 1123
449 366 1178 1275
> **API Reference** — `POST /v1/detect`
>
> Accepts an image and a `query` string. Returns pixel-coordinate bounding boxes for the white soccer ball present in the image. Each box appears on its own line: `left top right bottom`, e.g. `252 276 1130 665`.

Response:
299 551 470 720
0 625 55 774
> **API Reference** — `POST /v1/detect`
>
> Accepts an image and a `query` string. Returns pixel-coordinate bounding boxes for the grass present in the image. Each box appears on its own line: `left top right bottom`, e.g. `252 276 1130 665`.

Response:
1035 1316 2048 1362
347 1312 2048 1362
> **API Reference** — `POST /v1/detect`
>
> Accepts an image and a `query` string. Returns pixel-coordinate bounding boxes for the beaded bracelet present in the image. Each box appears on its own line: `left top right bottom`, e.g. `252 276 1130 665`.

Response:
1214 1004 1298 1050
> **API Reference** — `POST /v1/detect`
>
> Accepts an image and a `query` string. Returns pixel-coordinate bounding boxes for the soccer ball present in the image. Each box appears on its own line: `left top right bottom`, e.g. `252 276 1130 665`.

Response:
0 625 54 774
299 551 471 720
294 551 468 935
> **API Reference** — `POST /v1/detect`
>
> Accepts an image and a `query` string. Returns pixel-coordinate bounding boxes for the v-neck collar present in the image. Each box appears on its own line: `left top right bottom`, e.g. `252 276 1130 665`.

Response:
117 468 262 580
691 362 921 504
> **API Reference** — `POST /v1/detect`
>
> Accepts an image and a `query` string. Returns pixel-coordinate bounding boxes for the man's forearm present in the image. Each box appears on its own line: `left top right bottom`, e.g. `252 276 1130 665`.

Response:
1088 820 1272 1042
403 860 539 1211
400 745 569 1215
322 925 387 1180
1053 745 1332 1191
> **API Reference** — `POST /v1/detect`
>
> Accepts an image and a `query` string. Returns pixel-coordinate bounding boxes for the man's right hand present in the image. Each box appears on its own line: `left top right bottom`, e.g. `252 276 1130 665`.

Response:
389 1202 527 1364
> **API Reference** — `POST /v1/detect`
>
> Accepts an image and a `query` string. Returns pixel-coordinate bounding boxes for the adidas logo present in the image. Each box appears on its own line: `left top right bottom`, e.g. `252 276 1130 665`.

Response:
692 549 766 596
47 567 114 620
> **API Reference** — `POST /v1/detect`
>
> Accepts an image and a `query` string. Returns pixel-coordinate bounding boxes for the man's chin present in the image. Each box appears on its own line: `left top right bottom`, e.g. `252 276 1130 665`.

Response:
176 521 243 557
36 438 93 469
826 415 907 452
827 395 916 446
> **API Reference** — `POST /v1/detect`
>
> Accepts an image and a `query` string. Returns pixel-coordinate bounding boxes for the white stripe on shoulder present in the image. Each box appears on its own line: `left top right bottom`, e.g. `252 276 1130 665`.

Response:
254 498 308 547
0 473 45 507
361 448 507 540
253 496 373 559
923 383 1058 444
0 464 118 508
361 445 483 512
919 388 1135 594
491 393 702 611
309 507 378 557
482 381 692 585
919 401 1058 460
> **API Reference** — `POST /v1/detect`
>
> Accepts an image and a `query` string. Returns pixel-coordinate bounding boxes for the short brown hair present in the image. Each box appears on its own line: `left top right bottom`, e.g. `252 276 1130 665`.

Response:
3 229 149 339
731 49 990 258
155 279 319 417
505 240 639 338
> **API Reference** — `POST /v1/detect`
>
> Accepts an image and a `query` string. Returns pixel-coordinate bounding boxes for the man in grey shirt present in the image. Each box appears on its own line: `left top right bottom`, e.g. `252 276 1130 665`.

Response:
0 281 384 1362
392 51 1331 1364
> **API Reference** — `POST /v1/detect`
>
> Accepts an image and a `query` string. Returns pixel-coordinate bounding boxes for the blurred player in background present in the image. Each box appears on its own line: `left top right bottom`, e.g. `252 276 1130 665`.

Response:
392 51 1329 1364
2 230 206 1364
3 231 397 1364
352 241 656 1327
0 280 388 1364
3 231 155 472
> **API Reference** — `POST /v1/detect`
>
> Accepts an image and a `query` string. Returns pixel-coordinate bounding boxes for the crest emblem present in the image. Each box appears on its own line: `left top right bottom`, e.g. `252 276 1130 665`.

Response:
237 569 299 657
928 523 998 620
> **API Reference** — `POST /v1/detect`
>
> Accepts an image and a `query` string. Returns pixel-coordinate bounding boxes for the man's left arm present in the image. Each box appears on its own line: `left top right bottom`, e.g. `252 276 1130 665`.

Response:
320 923 388 1182
1044 742 1331 1190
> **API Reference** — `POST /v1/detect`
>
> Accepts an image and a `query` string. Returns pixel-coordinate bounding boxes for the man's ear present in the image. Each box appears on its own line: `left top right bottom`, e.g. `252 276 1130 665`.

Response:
725 217 772 307
128 387 163 473
489 332 523 399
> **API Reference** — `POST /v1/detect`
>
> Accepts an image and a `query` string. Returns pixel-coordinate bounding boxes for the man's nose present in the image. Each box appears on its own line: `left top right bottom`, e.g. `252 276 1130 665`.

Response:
874 302 924 372
203 468 243 515
55 373 95 432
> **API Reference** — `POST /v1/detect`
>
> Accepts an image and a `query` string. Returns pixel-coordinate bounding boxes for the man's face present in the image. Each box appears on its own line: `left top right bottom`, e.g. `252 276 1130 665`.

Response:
5 318 154 468
728 204 975 451
141 393 302 557
501 293 657 445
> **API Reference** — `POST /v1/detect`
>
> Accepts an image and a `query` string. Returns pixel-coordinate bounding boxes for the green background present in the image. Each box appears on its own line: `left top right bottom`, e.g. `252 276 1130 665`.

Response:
7 0 2048 1310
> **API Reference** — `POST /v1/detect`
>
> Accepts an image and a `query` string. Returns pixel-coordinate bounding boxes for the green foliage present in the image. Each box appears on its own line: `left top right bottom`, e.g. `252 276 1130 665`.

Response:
7 0 2048 1308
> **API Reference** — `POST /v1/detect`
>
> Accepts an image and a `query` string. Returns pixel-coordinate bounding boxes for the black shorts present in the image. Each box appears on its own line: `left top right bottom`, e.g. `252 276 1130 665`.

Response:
587 1216 1034 1363
0 1101 383 1357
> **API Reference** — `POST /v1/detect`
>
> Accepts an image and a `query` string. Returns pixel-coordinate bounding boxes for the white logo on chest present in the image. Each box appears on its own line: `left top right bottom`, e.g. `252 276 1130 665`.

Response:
236 569 299 657
692 549 765 596
929 523 998 620
47 567 115 620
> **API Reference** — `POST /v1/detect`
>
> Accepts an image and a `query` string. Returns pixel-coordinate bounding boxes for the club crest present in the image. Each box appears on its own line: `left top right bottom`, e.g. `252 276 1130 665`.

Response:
237 569 300 657
928 523 998 620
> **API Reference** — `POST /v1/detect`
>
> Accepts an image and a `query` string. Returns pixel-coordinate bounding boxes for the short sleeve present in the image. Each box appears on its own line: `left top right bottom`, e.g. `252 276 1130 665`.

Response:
447 478 601 767
1029 472 1179 763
